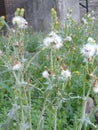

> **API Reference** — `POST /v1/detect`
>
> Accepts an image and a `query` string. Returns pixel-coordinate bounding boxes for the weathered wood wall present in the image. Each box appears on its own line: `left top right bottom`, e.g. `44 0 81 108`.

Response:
25 0 80 31
0 0 6 16
4 0 26 21
0 0 98 31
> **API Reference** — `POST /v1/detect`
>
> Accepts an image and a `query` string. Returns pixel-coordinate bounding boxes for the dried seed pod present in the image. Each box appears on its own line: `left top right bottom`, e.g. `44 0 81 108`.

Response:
60 63 67 70
95 111 98 124
85 97 94 113
56 57 60 61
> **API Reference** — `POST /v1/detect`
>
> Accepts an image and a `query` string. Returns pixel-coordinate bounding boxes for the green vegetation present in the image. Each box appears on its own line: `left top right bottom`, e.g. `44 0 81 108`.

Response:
0 10 98 130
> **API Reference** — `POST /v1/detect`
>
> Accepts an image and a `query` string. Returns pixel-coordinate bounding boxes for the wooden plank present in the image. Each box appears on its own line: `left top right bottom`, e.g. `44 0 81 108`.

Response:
0 0 6 16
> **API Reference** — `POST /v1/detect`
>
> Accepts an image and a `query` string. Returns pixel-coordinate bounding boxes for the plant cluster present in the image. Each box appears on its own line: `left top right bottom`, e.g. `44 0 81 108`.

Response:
0 8 98 130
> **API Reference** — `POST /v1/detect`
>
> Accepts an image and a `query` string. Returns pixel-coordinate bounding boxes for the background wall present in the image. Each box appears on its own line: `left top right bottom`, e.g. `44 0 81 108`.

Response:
2 0 98 31
4 0 26 22
0 0 6 16
25 0 80 31
80 0 98 18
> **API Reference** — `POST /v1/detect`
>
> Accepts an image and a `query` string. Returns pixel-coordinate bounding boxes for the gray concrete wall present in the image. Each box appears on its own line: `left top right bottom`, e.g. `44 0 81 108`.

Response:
25 0 80 31
56 0 80 26
25 0 56 31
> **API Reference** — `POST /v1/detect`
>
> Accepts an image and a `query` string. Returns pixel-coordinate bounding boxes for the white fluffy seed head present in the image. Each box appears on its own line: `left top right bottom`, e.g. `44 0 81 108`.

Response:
43 31 63 49
82 18 88 24
60 69 71 81
81 43 96 59
93 82 98 93
87 37 95 43
42 70 49 79
65 36 72 42
12 16 28 29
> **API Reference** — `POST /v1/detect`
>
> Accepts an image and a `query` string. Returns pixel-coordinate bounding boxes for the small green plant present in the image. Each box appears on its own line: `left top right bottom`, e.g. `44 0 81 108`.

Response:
0 16 6 30
14 8 25 17
51 8 59 31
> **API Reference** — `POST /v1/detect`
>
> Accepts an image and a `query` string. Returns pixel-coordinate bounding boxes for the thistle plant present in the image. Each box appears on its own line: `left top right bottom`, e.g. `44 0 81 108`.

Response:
0 8 98 130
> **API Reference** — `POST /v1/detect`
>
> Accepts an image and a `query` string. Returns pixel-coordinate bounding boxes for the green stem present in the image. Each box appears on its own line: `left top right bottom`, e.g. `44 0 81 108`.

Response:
78 97 87 130
50 49 53 71
12 71 20 84
29 91 32 130
54 107 58 130
23 85 29 105
36 92 50 130
20 100 25 128
78 85 92 130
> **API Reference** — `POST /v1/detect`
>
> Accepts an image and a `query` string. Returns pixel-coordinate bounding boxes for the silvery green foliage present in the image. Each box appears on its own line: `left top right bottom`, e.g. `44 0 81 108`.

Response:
7 103 20 119
20 122 29 130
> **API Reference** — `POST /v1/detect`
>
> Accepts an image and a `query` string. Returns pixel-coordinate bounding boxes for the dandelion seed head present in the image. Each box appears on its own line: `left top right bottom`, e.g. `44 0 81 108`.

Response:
93 82 98 93
53 42 63 49
82 17 88 24
12 16 28 29
43 31 63 49
43 37 53 47
42 70 49 79
87 13 91 18
65 36 72 42
81 43 96 59
87 37 95 43
59 69 71 81
48 31 57 37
